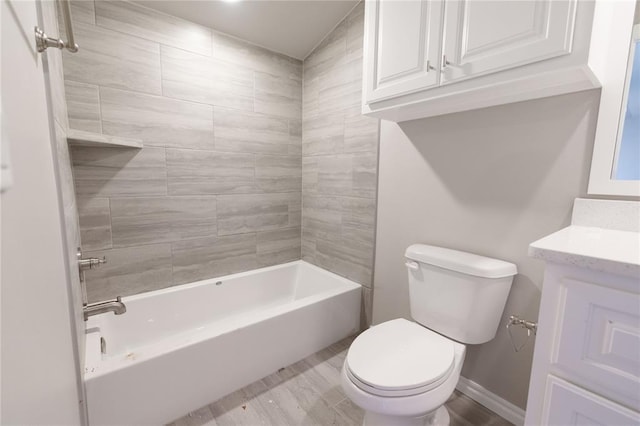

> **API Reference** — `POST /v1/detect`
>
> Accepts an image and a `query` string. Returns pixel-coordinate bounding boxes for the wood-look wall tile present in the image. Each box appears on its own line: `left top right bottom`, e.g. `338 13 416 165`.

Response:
65 80 102 133
317 155 353 196
318 57 362 112
341 197 376 229
212 31 302 79
171 234 257 285
302 195 342 240
304 20 347 82
68 0 96 25
254 71 302 120
216 193 299 236
77 197 112 251
257 227 301 267
214 108 290 155
160 46 254 111
63 22 161 95
289 119 302 141
315 237 373 286
100 87 214 150
346 2 365 61
352 152 378 199
302 156 319 193
302 113 344 156
343 106 379 153
84 243 173 302
360 286 373 328
166 148 255 195
301 230 317 263
110 196 217 247
255 155 302 193
72 146 167 197
307 153 378 199
95 0 212 56
303 76 320 119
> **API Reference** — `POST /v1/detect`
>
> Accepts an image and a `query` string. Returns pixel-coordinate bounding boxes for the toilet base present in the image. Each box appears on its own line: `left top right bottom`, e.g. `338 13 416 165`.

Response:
363 406 450 426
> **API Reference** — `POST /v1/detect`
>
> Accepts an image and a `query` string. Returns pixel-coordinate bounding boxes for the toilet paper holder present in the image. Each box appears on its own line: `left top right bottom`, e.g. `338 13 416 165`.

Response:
506 315 537 352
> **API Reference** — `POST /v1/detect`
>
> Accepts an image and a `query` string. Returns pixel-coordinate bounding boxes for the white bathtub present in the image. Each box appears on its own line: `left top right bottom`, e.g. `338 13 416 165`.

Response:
84 260 361 425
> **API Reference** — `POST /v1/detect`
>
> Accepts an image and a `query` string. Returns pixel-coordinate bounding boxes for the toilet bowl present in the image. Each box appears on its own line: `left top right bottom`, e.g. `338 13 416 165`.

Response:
340 244 517 426
341 319 466 426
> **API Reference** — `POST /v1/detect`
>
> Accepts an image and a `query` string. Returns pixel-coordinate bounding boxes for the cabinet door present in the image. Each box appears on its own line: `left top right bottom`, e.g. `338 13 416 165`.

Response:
441 0 577 84
364 0 443 104
542 376 640 426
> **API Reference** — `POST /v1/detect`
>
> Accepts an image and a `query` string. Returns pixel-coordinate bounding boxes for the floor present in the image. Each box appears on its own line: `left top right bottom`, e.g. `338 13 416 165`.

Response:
168 336 514 426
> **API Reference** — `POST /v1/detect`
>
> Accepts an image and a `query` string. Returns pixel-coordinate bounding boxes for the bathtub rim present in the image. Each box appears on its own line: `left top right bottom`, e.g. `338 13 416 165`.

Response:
85 261 362 378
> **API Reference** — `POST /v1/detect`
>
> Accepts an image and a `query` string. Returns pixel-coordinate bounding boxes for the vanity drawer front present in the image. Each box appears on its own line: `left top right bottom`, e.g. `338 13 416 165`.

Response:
542 376 640 426
553 278 640 408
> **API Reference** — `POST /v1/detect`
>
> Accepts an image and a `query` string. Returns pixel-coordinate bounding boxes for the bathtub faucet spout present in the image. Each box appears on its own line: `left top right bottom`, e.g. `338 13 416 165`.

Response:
83 296 126 321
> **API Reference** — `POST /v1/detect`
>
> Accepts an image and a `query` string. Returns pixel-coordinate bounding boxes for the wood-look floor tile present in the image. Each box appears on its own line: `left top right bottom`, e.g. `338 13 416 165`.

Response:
289 358 346 407
169 337 513 426
334 398 364 426
168 406 218 426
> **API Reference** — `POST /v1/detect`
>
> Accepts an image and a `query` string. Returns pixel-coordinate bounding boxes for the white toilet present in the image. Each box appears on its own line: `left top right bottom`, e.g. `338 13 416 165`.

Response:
341 244 517 426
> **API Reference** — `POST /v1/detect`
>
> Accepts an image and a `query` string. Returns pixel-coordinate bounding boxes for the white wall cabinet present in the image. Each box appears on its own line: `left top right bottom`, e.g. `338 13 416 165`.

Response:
365 0 443 102
363 0 599 122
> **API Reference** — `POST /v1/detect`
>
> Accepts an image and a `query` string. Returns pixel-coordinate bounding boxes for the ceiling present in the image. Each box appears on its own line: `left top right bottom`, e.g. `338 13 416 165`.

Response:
133 0 359 60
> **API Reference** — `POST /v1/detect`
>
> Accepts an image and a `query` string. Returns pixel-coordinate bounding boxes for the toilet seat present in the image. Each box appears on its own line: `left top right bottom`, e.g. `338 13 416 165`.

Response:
345 319 455 397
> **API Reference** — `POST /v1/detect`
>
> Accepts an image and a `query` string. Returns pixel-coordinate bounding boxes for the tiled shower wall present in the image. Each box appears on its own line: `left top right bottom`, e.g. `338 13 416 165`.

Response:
302 3 379 324
64 1 303 302
63 1 379 321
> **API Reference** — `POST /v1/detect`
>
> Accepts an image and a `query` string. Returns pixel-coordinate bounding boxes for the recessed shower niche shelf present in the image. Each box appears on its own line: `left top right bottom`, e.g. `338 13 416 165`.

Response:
67 129 143 149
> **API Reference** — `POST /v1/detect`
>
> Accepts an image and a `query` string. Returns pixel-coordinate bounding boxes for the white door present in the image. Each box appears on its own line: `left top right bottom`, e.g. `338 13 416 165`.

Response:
364 0 444 103
1 0 84 423
441 0 577 84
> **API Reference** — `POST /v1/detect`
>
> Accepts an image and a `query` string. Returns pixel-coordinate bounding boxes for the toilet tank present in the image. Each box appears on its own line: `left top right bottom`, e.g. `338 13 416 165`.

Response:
405 244 517 345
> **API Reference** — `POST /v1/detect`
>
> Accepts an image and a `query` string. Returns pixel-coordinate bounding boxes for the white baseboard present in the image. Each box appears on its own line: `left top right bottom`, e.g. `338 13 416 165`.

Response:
456 376 526 426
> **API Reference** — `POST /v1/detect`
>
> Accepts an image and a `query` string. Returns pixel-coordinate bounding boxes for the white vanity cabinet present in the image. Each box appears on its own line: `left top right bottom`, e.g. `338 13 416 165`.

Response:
525 264 640 425
363 0 599 122
525 199 640 426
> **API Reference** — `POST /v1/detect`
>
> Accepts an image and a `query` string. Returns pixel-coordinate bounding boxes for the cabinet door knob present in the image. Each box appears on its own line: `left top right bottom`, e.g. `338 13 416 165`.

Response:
442 54 452 69
427 60 436 71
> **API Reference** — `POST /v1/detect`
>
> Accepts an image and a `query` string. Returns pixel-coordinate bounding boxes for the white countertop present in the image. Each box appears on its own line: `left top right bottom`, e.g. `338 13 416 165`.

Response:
529 225 640 278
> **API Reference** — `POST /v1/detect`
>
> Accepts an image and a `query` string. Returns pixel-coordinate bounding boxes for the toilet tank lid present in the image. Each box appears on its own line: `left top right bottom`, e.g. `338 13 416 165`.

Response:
405 244 517 278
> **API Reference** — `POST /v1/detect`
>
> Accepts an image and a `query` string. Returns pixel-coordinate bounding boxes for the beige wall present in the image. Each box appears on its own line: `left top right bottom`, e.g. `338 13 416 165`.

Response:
372 90 600 409
302 2 379 326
